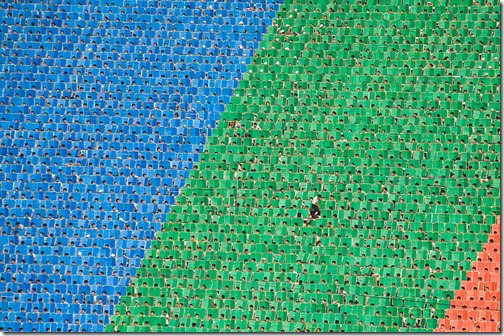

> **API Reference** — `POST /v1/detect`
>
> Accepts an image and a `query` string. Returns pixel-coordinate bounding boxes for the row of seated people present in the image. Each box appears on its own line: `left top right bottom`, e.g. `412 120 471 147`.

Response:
2 121 495 158
124 276 457 306
258 41 498 62
0 119 222 138
0 133 498 160
0 135 205 164
0 105 215 120
110 308 441 330
0 207 163 223
284 1 496 11
2 42 497 71
2 69 497 92
275 22 497 40
4 13 496 32
0 102 498 123
109 325 434 333
185 173 498 194
2 99 499 124
2 5 274 24
2 29 266 45
0 100 496 128
131 266 478 294
2 45 498 72
2 308 110 325
236 84 499 101
1 216 159 230
0 179 496 208
1 220 159 237
437 320 499 332
0 230 485 269
276 3 498 29
0 197 165 214
219 107 499 125
0 130 208 144
167 207 492 232
0 71 246 95
230 91 497 111
0 247 145 266
0 107 215 123
2 276 454 316
0 66 497 97
0 216 491 252
0 193 495 230
1 0 274 11
0 266 133 287
0 164 192 180
0 156 498 186
2 37 260 53
1 322 105 333
1 190 175 206
1 32 267 51
164 197 498 223
280 28 496 44
0 174 186 190
0 129 209 145
0 241 480 279
2 4 275 28
116 295 448 323
1 59 254 81
1 196 171 215
218 111 498 134
444 306 500 320
0 69 497 102
0 112 217 128
2 12 496 40
0 162 495 189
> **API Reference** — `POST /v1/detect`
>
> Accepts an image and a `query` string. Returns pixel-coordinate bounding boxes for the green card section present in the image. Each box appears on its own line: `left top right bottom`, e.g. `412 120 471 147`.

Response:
107 0 500 332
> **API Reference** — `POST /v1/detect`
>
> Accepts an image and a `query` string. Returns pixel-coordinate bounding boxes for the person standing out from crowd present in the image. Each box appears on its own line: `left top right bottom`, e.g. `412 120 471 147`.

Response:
310 194 321 219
